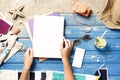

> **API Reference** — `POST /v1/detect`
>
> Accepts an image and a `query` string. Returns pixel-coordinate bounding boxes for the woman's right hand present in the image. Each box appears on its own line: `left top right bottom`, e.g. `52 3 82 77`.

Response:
60 39 73 62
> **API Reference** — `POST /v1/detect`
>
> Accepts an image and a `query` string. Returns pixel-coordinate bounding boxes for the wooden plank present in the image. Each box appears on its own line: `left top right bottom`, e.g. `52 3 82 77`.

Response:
109 76 120 80
60 14 105 26
17 39 120 51
18 25 120 39
5 50 120 63
18 27 29 38
65 26 120 38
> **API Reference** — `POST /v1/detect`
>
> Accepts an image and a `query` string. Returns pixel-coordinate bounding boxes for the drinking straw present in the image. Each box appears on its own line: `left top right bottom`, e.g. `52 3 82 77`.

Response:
101 30 107 38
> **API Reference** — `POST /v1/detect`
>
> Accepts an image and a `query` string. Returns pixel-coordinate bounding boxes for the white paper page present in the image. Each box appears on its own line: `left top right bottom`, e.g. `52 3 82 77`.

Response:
33 16 64 58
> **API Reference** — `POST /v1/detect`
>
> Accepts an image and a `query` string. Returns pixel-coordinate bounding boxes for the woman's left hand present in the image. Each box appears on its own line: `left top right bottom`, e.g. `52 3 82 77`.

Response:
23 48 34 70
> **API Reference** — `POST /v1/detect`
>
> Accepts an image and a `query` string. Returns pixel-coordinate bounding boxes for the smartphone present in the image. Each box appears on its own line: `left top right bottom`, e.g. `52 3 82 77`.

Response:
94 68 109 80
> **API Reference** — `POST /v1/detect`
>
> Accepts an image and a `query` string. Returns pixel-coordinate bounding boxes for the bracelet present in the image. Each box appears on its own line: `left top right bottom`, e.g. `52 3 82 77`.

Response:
23 68 29 71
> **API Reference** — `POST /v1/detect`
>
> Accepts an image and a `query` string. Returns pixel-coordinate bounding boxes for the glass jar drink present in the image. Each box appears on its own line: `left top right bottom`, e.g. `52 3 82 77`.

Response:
94 37 107 49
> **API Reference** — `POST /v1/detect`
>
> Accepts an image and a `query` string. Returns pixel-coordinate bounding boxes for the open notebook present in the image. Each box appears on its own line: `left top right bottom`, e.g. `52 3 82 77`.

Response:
33 16 64 58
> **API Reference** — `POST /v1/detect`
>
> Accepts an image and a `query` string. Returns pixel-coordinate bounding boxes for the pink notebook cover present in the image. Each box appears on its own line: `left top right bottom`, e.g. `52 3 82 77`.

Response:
0 19 11 35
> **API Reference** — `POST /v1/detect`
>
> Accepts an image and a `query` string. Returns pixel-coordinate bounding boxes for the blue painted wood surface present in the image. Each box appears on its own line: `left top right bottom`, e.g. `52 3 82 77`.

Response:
0 14 120 80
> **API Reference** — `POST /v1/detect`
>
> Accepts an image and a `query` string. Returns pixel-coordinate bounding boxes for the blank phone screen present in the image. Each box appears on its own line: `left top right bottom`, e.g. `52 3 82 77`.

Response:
99 69 108 80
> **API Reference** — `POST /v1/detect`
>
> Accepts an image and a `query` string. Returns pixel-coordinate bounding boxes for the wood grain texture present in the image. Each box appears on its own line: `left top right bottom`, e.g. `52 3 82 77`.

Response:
0 14 120 79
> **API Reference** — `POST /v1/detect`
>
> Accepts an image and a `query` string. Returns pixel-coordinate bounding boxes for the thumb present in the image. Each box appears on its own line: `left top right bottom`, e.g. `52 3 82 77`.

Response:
30 49 34 57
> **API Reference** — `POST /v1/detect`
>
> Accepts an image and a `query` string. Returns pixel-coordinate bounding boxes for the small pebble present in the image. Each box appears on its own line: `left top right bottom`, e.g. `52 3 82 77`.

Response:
21 46 25 52
97 57 100 62
96 10 99 13
92 55 95 59
19 20 23 24
97 59 100 62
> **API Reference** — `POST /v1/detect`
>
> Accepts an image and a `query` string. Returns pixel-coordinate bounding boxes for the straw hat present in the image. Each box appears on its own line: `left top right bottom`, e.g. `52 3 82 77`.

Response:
101 0 120 29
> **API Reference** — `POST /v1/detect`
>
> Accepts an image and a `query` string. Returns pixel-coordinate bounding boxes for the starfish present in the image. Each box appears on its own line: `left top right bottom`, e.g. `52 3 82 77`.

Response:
9 5 25 20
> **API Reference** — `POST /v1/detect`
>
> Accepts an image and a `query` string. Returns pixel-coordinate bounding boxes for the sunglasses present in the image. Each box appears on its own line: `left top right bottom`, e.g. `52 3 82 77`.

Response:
73 34 91 45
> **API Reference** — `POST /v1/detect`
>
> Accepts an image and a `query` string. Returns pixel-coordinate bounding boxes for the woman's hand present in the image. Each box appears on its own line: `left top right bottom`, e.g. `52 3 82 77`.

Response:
60 39 75 80
60 38 73 62
23 48 33 70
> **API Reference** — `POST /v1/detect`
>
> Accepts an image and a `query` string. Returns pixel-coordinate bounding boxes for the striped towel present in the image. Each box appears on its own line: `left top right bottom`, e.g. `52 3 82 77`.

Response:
0 70 99 80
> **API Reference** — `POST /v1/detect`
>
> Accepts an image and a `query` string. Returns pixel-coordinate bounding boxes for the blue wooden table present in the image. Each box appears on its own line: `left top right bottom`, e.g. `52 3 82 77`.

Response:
0 14 120 80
